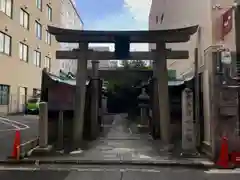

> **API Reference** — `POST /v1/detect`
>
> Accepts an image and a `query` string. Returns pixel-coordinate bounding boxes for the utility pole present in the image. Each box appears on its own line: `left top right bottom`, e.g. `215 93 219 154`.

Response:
235 1 240 77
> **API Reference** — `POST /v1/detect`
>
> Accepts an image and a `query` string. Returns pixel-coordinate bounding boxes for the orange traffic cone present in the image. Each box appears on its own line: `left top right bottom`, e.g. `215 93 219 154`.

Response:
216 136 229 168
11 130 21 160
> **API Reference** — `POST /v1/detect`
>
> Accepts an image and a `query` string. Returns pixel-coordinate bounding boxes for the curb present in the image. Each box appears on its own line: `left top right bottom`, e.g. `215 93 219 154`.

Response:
0 159 216 169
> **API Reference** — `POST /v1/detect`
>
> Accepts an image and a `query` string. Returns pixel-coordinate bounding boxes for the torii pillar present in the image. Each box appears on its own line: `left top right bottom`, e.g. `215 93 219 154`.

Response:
90 60 100 139
154 43 170 145
73 43 88 148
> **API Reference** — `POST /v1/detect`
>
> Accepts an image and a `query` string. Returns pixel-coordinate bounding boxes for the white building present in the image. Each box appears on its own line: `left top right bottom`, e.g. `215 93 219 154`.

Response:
149 0 235 78
88 46 111 69
149 0 236 154
59 0 83 75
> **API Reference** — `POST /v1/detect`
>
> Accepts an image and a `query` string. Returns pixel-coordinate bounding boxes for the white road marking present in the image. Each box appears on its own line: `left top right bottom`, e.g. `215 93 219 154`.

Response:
0 117 29 128
0 120 20 130
0 117 29 131
197 160 214 165
70 149 83 154
0 166 162 172
0 166 38 171
128 127 132 134
205 169 240 174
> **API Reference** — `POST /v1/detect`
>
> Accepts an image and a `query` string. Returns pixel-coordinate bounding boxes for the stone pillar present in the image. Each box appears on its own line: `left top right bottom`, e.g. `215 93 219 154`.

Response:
181 88 199 156
91 60 100 139
73 43 88 149
155 43 170 145
39 102 48 148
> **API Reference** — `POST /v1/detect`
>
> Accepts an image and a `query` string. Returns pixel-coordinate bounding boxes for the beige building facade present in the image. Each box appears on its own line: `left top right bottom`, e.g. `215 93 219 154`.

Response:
58 0 83 75
149 0 236 153
0 0 61 114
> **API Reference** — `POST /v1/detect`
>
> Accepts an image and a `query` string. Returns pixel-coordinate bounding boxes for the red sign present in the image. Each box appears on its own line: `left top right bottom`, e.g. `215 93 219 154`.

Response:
231 152 240 165
221 8 233 40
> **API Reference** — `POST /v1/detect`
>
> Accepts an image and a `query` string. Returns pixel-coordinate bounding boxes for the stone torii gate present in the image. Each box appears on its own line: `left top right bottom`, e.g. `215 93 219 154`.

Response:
48 25 198 149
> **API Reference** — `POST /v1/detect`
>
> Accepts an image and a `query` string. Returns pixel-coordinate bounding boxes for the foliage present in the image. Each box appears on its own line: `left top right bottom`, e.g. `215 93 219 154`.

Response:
106 61 151 92
129 60 147 68
120 60 131 69
120 60 148 69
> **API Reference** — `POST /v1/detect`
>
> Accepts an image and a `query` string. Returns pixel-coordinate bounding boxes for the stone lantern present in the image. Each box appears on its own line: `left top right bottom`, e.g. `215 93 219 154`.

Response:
137 87 150 130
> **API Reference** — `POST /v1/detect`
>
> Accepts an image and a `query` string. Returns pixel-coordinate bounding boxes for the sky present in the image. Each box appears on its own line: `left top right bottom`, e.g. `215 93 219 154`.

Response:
75 0 152 51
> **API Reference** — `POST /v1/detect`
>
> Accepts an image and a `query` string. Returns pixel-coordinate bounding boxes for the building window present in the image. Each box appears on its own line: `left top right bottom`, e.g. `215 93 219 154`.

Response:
44 56 51 72
20 9 29 29
47 5 52 21
19 42 28 62
0 84 9 105
0 31 11 55
33 50 41 67
36 0 42 10
35 21 42 39
45 30 51 45
0 0 12 17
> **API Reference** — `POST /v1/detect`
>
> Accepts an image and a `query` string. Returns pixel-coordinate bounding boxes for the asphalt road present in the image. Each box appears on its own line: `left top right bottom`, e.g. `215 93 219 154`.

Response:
0 115 38 159
0 165 239 180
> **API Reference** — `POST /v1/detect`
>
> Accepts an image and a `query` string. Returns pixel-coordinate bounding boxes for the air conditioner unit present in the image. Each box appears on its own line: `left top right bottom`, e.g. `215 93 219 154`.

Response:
24 5 28 9
37 45 40 49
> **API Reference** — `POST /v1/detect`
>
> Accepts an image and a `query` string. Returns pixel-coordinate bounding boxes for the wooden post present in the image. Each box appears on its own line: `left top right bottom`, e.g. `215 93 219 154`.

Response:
194 48 200 147
57 110 64 150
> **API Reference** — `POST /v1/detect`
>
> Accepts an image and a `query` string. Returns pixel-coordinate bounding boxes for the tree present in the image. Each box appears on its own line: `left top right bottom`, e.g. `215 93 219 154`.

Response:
129 60 147 69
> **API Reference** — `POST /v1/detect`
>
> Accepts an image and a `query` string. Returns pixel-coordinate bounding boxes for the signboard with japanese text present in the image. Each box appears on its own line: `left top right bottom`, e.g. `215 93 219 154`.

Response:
181 88 196 151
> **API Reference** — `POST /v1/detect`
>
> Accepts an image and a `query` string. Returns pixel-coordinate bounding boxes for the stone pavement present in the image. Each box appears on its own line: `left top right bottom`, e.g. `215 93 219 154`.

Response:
22 114 213 168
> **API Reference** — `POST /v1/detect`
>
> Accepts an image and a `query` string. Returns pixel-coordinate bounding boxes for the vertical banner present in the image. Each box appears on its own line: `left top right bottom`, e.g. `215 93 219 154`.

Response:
221 7 234 40
181 88 198 155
